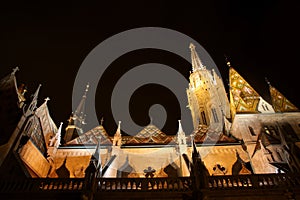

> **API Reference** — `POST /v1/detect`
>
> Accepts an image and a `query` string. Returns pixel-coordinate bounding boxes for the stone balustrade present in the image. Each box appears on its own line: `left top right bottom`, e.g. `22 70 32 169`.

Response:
0 173 299 195
208 173 300 189
96 177 192 192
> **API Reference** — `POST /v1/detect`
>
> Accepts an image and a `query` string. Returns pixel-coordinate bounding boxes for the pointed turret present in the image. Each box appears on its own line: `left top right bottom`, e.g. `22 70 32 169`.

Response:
266 78 299 112
64 83 89 143
113 121 122 146
189 43 205 72
177 120 187 145
177 120 187 156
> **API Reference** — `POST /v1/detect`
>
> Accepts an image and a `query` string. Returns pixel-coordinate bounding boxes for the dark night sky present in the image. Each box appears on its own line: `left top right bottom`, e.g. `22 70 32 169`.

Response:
0 1 299 136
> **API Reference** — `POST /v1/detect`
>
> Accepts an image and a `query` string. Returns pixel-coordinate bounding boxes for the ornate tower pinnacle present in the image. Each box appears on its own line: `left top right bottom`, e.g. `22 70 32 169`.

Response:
177 120 187 155
189 43 205 72
177 120 187 145
178 119 183 133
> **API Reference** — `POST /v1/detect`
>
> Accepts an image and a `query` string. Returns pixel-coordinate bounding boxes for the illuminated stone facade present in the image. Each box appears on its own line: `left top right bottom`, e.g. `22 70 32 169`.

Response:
1 44 300 186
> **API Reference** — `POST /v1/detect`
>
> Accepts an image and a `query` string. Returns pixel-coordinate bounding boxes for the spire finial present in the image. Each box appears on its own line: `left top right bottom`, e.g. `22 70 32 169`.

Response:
83 83 90 98
265 77 271 86
118 121 121 131
100 117 104 126
224 54 231 67
11 67 19 75
178 119 183 132
189 43 195 50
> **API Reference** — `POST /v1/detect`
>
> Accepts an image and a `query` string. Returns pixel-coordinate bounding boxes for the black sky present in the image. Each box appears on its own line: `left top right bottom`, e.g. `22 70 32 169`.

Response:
0 1 299 136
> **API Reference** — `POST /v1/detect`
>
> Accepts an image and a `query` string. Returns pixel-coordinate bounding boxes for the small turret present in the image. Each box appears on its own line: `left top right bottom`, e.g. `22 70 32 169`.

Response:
113 121 122 146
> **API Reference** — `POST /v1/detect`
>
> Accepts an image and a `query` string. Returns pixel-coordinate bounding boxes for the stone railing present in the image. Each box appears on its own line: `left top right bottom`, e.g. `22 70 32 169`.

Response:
1 173 299 194
207 173 300 189
95 177 192 192
0 178 85 193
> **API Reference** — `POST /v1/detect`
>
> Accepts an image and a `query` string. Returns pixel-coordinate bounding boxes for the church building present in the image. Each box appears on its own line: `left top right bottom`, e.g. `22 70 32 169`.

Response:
0 44 300 199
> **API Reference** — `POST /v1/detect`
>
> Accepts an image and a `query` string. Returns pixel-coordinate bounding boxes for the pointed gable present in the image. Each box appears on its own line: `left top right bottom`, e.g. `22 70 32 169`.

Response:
268 84 299 112
125 124 175 145
67 125 112 145
35 98 58 148
229 67 261 115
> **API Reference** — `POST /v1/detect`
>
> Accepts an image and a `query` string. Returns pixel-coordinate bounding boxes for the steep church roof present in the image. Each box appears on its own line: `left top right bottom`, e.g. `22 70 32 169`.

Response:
266 80 299 112
35 98 58 148
125 124 176 145
67 125 112 145
229 67 261 115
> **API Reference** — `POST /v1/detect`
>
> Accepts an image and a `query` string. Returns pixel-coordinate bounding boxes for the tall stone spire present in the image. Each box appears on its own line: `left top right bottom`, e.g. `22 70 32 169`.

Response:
74 83 89 128
64 83 89 143
187 44 230 130
25 84 42 116
189 43 205 72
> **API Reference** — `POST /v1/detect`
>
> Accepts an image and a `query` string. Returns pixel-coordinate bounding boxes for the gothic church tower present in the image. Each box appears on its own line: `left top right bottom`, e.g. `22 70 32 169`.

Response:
186 43 230 130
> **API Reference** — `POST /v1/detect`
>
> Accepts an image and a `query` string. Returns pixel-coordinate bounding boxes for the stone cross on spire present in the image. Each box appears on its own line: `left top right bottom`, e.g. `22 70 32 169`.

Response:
11 67 19 75
44 97 50 103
